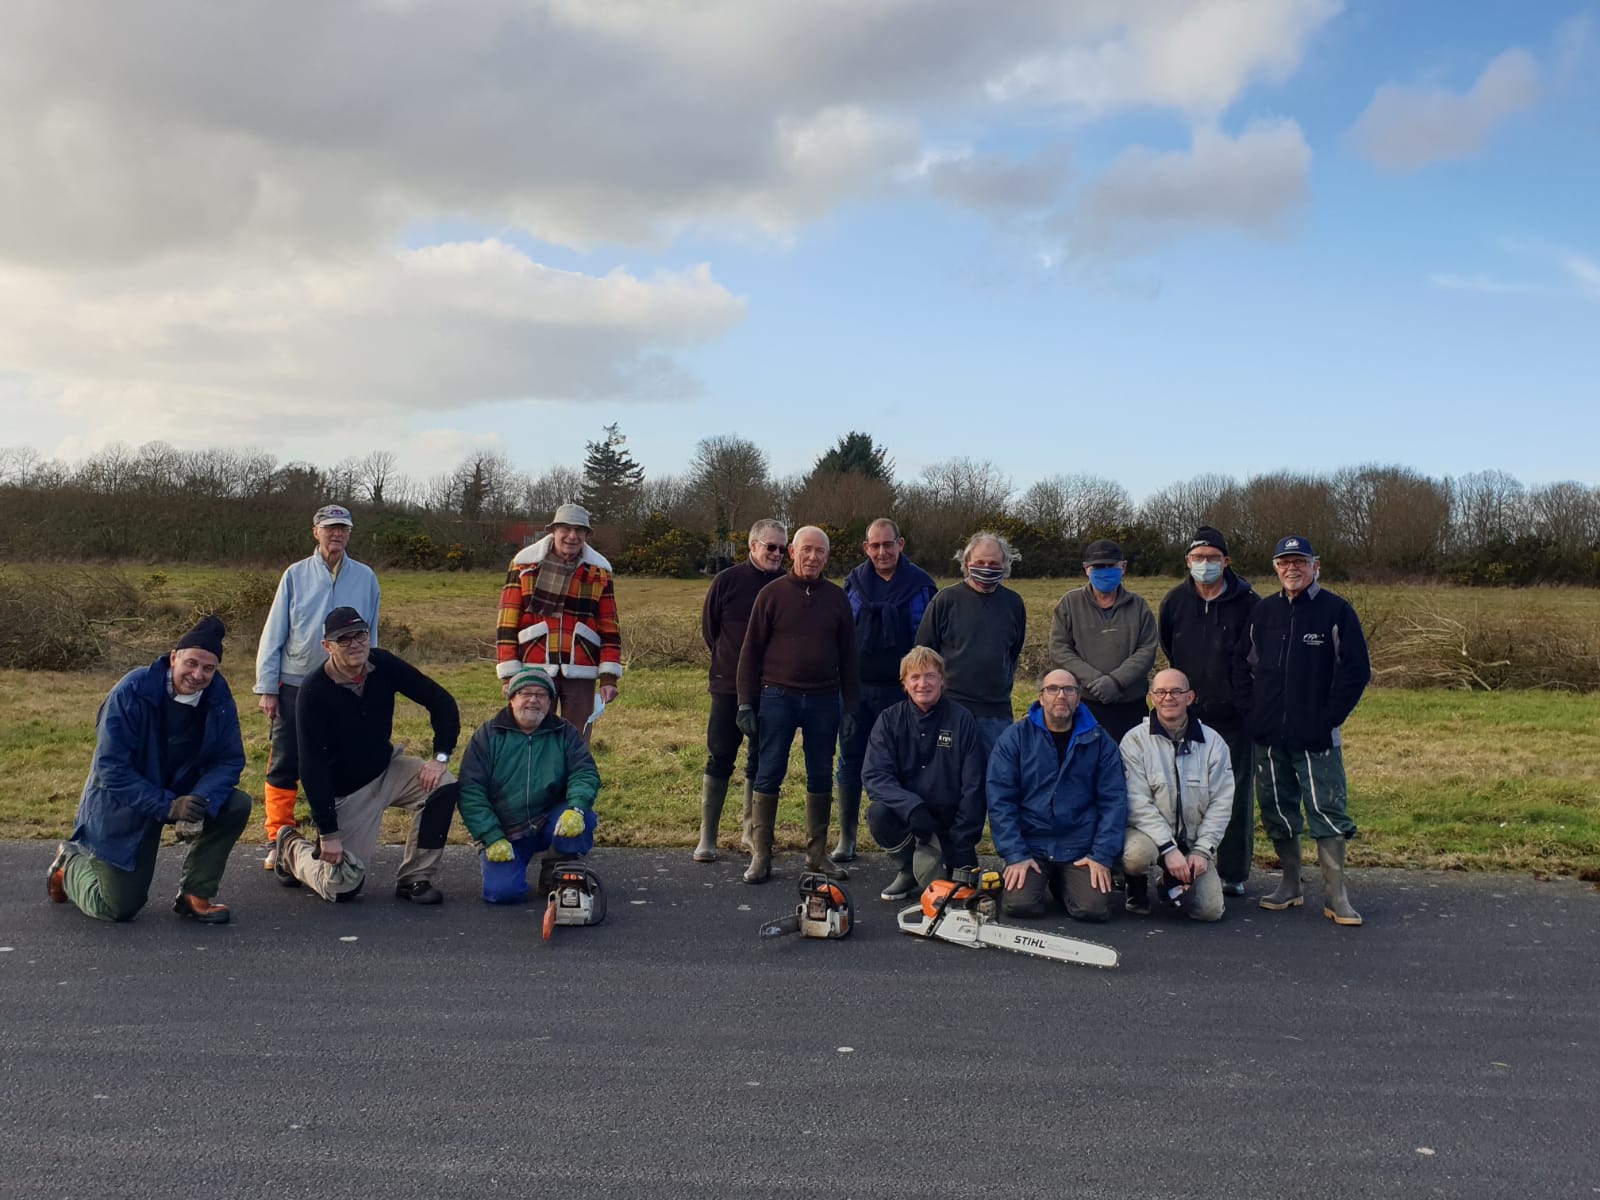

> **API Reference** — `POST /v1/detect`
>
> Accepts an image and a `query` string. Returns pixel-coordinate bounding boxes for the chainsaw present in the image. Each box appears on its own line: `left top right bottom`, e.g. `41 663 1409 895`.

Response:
896 867 1120 969
758 872 853 940
543 861 607 940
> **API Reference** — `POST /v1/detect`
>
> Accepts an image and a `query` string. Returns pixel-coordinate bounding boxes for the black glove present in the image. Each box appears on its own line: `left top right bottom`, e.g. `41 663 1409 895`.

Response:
907 805 938 838
736 704 759 739
167 794 206 824
839 712 859 748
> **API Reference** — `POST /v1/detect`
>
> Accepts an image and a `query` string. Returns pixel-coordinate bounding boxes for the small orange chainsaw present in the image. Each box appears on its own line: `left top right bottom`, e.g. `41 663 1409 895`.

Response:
758 872 854 940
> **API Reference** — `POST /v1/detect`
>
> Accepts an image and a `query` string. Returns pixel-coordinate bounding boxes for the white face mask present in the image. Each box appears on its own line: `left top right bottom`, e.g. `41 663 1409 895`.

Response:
1189 560 1223 585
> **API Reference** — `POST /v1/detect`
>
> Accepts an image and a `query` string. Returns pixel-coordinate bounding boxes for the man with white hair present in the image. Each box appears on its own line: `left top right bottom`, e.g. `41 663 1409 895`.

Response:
735 526 860 884
694 518 787 863
914 530 1027 754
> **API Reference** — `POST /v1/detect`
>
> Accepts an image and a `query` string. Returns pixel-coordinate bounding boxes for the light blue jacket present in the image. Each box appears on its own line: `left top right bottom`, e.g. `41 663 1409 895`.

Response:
253 553 381 693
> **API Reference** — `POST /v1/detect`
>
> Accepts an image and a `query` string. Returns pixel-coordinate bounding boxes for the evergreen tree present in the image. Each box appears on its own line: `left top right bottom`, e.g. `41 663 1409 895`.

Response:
580 423 645 523
813 431 894 482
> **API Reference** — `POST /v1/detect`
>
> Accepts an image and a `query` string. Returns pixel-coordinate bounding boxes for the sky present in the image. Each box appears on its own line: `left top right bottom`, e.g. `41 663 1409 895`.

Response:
1 0 1596 504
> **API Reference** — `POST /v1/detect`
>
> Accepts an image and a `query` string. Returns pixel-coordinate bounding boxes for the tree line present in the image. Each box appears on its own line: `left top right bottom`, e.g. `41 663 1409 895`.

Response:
1 433 1597 585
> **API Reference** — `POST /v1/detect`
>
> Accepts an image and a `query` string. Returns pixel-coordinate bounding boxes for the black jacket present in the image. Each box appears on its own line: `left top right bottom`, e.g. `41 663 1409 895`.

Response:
1158 570 1259 735
701 559 784 696
862 696 987 861
296 648 460 834
1236 584 1371 752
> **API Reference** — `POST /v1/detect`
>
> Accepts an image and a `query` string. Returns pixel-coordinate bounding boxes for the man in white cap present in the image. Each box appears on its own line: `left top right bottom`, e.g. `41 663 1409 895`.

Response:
254 503 381 869
495 503 622 740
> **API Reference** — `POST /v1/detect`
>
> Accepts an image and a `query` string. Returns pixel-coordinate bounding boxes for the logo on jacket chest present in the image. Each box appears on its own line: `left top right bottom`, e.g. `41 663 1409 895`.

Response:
937 729 954 749
1301 633 1325 648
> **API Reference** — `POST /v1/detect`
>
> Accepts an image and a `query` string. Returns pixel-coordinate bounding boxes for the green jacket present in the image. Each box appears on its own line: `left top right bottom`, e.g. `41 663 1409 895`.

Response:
457 708 600 845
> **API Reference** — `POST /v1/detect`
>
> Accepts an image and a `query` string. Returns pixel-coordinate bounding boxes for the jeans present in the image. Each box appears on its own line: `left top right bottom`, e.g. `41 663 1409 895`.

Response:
752 687 841 794
704 691 755 781
479 808 599 904
835 684 904 791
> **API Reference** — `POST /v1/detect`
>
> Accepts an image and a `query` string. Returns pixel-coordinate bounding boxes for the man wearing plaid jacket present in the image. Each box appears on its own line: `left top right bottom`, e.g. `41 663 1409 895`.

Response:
496 503 623 740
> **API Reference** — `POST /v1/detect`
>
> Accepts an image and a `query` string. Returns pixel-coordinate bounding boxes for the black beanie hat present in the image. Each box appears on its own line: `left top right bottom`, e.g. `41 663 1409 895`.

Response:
1188 526 1229 557
174 614 227 660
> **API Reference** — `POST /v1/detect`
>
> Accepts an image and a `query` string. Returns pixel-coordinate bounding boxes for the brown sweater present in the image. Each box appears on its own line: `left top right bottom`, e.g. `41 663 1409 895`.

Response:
736 572 861 709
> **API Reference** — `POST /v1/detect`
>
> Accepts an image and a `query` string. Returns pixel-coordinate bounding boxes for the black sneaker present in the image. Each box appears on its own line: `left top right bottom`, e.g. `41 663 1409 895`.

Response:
396 879 443 905
1222 880 1246 897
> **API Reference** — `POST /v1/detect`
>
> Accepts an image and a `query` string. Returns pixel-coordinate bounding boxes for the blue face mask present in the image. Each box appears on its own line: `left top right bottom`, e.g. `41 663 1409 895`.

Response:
1088 566 1123 592
1189 560 1223 585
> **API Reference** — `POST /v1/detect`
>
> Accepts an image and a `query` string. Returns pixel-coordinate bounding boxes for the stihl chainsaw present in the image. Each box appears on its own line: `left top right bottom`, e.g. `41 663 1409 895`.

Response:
543 861 607 940
758 872 853 941
896 867 1119 968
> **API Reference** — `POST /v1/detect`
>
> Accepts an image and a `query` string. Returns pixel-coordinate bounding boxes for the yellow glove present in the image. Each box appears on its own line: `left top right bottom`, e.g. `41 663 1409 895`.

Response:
485 839 514 863
554 809 585 839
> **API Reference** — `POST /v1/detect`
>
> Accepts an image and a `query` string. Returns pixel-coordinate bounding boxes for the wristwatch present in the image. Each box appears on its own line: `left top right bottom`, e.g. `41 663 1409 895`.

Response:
434 753 449 764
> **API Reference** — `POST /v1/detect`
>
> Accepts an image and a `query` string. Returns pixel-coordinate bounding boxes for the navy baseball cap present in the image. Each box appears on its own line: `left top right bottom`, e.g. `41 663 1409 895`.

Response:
1272 535 1316 560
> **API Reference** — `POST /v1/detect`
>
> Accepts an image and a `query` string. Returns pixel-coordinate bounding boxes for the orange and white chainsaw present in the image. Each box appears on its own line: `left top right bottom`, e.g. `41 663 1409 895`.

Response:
758 872 854 941
542 861 607 940
896 867 1119 969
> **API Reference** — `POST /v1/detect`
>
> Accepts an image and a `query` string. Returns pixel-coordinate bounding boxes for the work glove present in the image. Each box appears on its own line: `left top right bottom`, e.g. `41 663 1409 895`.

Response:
735 704 758 739
554 809 586 839
907 805 938 838
838 712 859 749
167 794 207 824
485 839 514 863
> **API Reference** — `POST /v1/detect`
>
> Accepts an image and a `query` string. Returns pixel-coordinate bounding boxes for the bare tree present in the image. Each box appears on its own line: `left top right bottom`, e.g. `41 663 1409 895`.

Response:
525 465 586 518
1528 481 1600 550
0 445 42 486
76 442 138 495
1447 469 1526 553
1137 473 1238 543
1330 463 1450 571
1233 472 1337 561
1018 473 1130 538
688 435 772 539
341 450 400 507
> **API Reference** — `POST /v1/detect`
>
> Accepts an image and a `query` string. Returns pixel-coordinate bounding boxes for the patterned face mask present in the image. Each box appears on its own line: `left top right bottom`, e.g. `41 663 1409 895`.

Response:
966 565 1004 590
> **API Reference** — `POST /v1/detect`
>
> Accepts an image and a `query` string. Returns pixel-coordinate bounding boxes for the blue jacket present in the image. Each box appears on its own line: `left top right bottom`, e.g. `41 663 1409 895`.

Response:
254 552 381 693
986 701 1127 868
74 657 246 871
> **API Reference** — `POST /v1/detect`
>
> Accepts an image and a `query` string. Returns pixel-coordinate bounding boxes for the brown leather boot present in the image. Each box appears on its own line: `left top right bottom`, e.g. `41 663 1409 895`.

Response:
173 893 232 924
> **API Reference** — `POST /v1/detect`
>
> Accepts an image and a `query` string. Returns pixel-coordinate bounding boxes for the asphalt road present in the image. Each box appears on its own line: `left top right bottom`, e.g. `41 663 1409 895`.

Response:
3 840 1596 1200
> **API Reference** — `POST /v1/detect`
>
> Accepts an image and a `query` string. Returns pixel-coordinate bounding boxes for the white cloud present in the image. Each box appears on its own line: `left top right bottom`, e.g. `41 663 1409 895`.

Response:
0 241 744 444
1070 119 1312 257
1351 48 1540 172
1561 253 1600 299
0 0 1337 446
1428 273 1547 296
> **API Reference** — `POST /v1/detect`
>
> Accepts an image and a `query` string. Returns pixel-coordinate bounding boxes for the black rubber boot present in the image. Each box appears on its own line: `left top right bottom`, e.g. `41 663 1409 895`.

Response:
1317 837 1363 926
694 775 729 863
803 793 849 881
830 782 861 864
1125 871 1151 916
1259 838 1304 910
743 792 779 884
879 843 917 901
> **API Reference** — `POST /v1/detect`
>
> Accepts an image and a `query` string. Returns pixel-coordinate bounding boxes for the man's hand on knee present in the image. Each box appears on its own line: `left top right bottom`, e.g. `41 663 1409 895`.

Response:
1074 856 1112 893
1003 859 1040 891
317 834 344 865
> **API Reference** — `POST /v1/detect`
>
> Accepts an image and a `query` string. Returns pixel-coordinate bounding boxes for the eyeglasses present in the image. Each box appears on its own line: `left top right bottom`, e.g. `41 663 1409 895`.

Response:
1151 688 1191 699
865 541 900 552
753 540 785 554
1039 684 1080 697
333 630 370 646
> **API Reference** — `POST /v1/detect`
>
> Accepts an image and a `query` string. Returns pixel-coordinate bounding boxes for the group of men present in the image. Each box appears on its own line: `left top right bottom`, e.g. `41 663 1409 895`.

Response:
47 499 1372 933
700 518 1372 926
49 502 616 924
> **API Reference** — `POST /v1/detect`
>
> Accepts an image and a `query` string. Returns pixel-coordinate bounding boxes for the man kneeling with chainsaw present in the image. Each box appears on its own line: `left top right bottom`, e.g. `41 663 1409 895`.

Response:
986 669 1126 922
457 667 601 903
1119 669 1233 922
862 647 988 901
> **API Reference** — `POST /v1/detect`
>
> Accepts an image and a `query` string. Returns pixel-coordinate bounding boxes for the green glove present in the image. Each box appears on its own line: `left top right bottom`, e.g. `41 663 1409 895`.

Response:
485 839 514 863
554 809 585 838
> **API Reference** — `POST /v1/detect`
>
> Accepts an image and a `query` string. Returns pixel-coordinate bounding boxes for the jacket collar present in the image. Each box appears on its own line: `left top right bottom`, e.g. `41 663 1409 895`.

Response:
1146 711 1206 745
511 534 612 573
1026 699 1099 738
138 654 227 708
490 705 565 735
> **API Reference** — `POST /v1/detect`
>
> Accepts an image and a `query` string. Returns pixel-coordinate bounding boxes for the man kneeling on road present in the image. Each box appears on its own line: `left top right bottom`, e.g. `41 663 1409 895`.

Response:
458 667 602 903
1119 669 1233 922
862 647 987 902
986 669 1126 922
48 616 250 924
274 607 460 904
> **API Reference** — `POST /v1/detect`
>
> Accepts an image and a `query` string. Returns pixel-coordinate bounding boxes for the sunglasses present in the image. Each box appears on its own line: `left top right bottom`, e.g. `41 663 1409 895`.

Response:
754 540 786 553
333 630 370 646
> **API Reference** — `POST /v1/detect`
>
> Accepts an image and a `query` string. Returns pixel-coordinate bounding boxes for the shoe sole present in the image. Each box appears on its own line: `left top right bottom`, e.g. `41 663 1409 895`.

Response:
174 901 232 925
1259 895 1304 910
692 849 717 863
879 891 911 901
1324 907 1363 926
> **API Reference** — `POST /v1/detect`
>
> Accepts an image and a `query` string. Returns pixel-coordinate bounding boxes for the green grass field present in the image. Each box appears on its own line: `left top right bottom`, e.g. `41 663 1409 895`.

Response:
4 567 1598 877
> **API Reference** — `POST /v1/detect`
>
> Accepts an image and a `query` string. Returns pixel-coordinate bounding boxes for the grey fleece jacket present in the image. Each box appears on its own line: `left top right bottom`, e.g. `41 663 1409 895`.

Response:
1047 586 1158 704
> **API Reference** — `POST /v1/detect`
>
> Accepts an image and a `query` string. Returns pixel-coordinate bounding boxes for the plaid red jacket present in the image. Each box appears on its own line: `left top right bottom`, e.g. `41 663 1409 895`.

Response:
495 539 623 684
